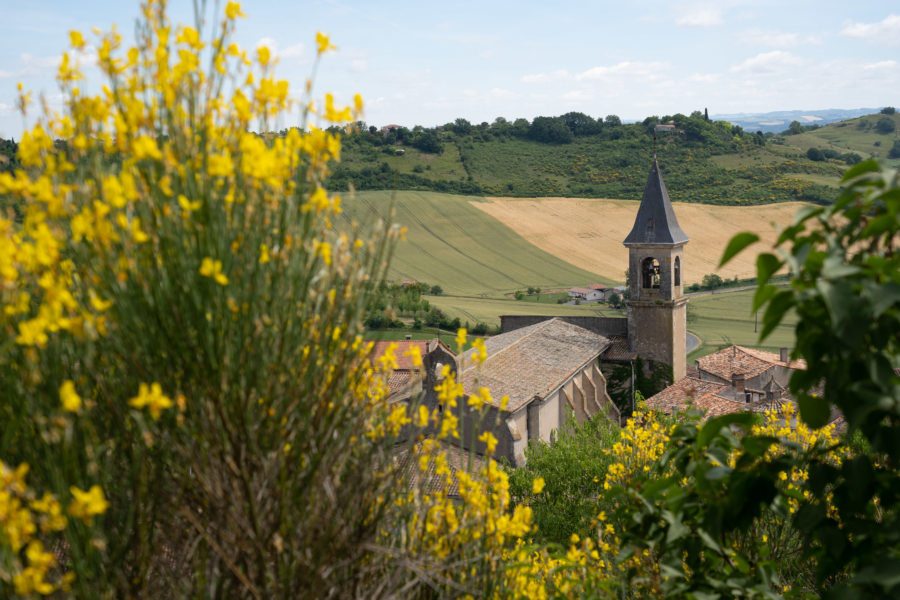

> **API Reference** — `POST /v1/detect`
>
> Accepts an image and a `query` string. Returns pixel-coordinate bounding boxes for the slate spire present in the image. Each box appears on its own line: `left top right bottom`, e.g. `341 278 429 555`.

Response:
623 159 689 246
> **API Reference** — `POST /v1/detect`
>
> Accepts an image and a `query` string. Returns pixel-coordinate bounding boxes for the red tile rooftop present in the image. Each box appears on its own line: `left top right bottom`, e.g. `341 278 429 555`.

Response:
697 345 806 381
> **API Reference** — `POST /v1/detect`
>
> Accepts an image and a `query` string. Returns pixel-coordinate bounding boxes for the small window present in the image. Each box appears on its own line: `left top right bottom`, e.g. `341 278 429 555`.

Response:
674 256 681 287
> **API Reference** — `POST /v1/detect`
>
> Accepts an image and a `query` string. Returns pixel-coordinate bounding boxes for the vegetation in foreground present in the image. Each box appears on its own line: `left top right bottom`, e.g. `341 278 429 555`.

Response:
1 1 898 598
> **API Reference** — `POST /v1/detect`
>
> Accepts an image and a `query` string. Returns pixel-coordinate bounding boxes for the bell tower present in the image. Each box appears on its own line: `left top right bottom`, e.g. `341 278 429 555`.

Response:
623 158 689 382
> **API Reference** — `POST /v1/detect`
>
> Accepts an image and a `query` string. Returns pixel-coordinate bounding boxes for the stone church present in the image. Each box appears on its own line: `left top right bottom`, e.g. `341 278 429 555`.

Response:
500 157 689 382
411 158 692 466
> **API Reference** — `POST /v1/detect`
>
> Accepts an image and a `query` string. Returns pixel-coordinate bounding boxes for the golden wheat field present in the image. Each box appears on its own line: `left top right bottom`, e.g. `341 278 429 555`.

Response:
473 197 811 284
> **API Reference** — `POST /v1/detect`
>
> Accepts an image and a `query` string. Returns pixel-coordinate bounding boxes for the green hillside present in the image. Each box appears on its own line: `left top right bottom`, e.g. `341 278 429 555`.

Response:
340 190 609 295
779 111 900 165
327 111 868 206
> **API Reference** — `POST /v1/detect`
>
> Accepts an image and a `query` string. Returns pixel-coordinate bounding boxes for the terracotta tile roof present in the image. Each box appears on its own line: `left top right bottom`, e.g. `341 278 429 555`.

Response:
569 286 594 295
588 283 607 290
387 371 413 394
645 377 745 418
647 376 804 420
461 318 611 413
738 346 807 370
601 336 637 361
395 441 486 497
697 345 806 381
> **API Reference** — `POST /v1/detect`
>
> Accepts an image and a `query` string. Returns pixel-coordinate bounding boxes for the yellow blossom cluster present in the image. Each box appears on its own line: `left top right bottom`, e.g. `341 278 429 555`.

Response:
602 409 671 491
0 461 72 595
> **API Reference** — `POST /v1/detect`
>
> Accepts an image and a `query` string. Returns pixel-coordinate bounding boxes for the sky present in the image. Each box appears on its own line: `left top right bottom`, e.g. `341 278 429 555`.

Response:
1 0 898 138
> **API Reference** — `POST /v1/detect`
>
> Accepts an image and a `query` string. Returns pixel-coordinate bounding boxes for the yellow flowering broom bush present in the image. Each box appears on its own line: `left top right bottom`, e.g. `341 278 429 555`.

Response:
0 1 537 597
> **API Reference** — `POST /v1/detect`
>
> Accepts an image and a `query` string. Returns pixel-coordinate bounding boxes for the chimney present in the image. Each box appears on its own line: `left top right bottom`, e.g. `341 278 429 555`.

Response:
732 373 746 398
695 360 701 380
780 347 788 363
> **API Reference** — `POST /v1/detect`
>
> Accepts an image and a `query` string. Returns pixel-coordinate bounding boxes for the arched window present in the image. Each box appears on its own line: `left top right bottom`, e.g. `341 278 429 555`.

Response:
641 257 660 289
674 256 681 287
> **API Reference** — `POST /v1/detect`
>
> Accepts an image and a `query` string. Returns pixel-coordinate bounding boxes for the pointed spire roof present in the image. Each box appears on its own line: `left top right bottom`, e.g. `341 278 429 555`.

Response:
623 159 689 246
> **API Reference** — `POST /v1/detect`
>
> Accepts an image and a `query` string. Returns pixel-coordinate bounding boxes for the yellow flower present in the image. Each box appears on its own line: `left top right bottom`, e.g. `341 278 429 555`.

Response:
316 32 336 55
59 380 81 413
69 30 86 49
178 194 201 212
416 405 429 428
478 431 498 454
471 337 487 364
455 327 467 352
68 485 109 521
532 477 545 494
132 135 162 161
225 1 246 19
259 243 270 264
199 257 229 285
129 382 174 420
403 345 423 368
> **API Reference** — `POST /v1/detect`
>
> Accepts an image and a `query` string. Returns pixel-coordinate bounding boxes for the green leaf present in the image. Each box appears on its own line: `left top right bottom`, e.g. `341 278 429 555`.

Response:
751 283 777 315
662 510 688 543
697 413 754 447
719 232 759 268
841 158 880 182
760 290 794 342
696 528 722 553
821 255 860 279
705 466 732 481
798 392 830 428
852 558 900 589
755 253 783 287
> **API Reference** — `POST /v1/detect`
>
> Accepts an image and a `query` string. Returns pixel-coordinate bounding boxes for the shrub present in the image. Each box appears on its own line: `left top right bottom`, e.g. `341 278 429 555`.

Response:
875 116 896 134
806 147 825 161
0 3 534 597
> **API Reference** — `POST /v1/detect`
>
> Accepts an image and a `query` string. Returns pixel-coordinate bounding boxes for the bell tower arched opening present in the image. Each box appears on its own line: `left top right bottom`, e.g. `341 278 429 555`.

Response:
641 257 660 289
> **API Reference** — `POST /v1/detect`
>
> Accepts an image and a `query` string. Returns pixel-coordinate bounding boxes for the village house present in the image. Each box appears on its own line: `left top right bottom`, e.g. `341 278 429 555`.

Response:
645 344 807 418
567 286 604 302
444 318 620 467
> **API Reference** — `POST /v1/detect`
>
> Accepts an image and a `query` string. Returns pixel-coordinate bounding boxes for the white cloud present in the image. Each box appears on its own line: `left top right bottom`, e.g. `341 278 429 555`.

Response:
280 43 305 59
739 29 822 48
255 37 306 61
864 60 898 70
841 14 900 46
562 90 592 101
675 4 723 28
487 87 516 100
349 59 367 73
730 51 804 74
576 61 667 81
520 70 570 84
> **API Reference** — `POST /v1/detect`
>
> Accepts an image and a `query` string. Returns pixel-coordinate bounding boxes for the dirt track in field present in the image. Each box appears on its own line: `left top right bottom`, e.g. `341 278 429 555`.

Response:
473 197 806 284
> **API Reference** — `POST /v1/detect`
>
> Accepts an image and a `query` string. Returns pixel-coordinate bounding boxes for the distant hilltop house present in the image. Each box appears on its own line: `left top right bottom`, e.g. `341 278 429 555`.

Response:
380 124 403 134
567 286 605 302
655 121 678 133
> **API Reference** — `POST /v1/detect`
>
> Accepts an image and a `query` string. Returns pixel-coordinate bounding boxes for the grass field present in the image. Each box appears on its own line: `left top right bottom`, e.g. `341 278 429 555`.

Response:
428 294 622 326
340 190 611 296
472 196 806 284
687 288 796 362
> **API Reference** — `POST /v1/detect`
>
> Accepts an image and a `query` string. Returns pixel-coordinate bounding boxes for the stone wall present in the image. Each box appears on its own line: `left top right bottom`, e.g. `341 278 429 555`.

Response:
500 315 628 337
